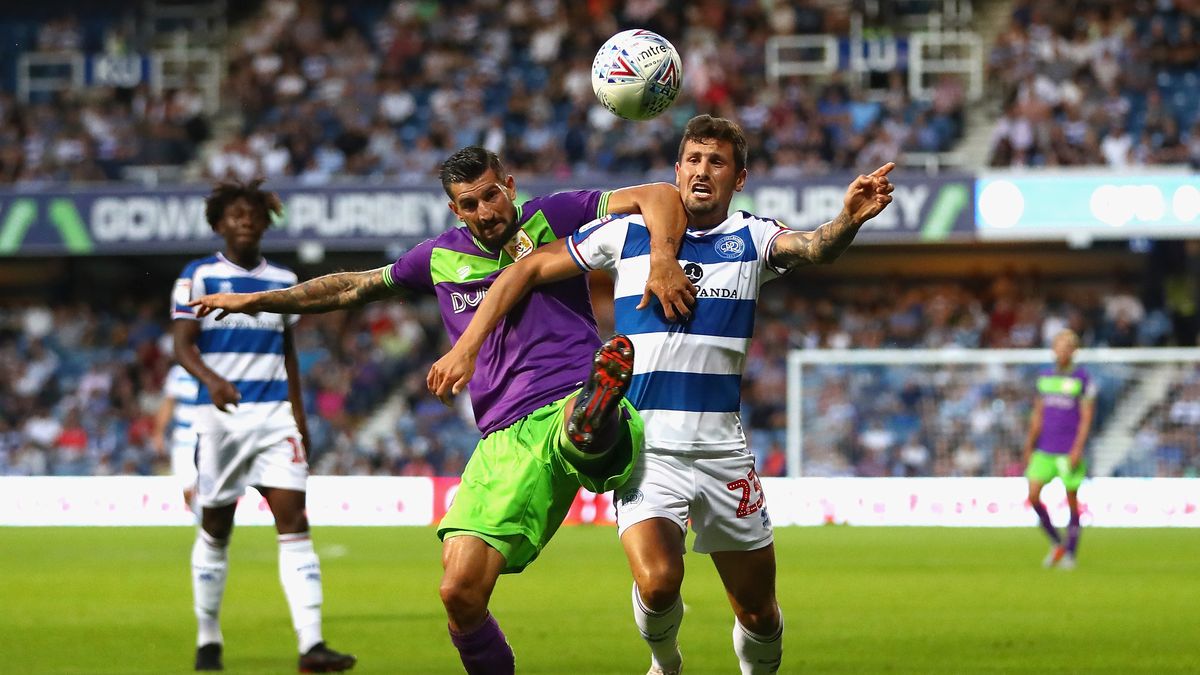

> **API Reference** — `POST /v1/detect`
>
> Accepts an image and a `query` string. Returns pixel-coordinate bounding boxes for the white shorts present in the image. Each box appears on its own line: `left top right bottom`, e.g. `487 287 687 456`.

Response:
195 426 307 508
615 450 774 554
169 439 198 490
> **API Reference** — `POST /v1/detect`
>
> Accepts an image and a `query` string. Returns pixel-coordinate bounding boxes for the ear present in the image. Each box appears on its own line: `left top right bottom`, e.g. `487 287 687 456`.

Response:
674 162 682 187
448 200 461 221
504 174 516 199
734 168 748 193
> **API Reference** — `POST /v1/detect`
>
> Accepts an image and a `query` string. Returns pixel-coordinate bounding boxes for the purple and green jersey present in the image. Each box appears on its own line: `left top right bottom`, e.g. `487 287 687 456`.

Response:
1034 365 1096 455
382 190 614 436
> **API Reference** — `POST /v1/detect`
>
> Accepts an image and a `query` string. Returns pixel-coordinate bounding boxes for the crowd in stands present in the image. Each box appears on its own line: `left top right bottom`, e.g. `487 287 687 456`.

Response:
987 0 1200 168
3 270 1198 480
2 0 967 186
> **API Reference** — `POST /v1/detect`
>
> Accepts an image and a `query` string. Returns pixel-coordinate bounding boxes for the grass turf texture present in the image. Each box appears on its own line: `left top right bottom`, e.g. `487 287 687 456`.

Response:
1 526 1197 674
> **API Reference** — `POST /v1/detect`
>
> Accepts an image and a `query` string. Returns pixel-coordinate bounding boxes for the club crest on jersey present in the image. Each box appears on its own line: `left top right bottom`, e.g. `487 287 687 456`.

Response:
618 488 644 508
218 280 234 293
503 229 535 262
715 234 745 260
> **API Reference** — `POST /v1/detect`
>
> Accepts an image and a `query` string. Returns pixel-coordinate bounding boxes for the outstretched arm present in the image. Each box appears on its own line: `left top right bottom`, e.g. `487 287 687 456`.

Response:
190 267 404 319
606 183 694 320
770 162 896 270
427 239 583 403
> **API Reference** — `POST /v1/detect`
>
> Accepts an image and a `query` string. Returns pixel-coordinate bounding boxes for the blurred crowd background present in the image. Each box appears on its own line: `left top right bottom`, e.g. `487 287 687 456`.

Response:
3 270 1198 479
0 0 1198 480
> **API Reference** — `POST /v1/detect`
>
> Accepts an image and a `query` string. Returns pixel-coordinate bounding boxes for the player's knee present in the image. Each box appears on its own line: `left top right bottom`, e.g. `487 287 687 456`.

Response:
736 603 781 636
439 578 486 621
274 511 309 535
637 572 684 612
201 514 233 540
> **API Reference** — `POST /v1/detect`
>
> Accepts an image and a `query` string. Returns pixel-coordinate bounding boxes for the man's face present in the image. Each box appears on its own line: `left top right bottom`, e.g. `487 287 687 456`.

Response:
448 169 519 251
215 197 269 251
1053 332 1078 364
675 138 746 225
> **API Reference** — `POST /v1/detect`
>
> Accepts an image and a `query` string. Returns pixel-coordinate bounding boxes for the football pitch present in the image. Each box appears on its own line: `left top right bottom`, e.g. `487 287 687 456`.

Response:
2 526 1198 674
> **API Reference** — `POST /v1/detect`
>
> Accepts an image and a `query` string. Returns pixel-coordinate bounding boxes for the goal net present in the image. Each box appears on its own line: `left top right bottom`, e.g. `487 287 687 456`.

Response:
785 348 1200 479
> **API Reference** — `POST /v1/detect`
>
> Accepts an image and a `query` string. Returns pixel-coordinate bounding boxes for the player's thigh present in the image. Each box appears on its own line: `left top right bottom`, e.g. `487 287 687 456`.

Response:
1025 450 1057 489
689 453 773 555
441 534 507 598
711 544 779 619
439 420 579 574
620 517 686 599
1059 458 1087 493
246 431 308 493
195 429 257 508
258 486 308 534
615 452 693 541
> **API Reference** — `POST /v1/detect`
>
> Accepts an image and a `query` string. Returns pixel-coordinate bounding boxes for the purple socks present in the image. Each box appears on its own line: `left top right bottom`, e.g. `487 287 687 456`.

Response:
449 613 514 675
1065 512 1081 555
1031 501 1061 545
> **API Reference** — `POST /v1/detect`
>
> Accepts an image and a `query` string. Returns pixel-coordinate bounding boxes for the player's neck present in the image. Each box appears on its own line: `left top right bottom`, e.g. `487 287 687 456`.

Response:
686 212 728 231
222 247 262 271
1055 360 1073 372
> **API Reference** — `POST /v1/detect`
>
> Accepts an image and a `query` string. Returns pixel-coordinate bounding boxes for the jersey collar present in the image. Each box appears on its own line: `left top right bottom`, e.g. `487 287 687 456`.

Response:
217 252 267 275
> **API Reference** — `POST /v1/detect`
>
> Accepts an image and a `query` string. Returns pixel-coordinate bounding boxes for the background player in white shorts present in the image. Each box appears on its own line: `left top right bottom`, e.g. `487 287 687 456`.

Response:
431 115 895 675
153 363 200 512
172 179 355 673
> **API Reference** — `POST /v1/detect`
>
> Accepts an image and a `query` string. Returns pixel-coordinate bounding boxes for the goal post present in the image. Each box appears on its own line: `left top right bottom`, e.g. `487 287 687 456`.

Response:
785 348 1200 478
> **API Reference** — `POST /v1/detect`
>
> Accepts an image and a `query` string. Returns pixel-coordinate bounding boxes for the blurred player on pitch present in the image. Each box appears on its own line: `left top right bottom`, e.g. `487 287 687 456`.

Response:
152 363 200 512
173 179 356 673
1022 329 1095 570
429 115 896 675
188 147 694 674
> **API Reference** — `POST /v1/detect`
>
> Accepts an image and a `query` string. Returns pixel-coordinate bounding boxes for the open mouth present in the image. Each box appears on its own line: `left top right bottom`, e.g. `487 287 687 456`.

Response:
690 183 713 198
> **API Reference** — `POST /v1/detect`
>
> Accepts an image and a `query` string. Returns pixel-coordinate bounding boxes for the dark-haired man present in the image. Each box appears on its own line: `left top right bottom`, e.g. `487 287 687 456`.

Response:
428 116 896 675
173 179 356 672
190 148 693 674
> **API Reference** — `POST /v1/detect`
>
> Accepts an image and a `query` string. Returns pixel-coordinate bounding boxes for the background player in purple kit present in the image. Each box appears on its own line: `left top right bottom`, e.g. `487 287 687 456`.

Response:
1022 329 1096 570
190 146 693 674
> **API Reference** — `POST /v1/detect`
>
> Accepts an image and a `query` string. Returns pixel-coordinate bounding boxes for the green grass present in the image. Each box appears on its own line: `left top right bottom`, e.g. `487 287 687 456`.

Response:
2 526 1198 674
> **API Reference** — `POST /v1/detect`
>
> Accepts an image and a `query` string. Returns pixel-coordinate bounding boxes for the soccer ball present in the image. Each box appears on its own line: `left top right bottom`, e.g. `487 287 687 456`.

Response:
591 29 682 121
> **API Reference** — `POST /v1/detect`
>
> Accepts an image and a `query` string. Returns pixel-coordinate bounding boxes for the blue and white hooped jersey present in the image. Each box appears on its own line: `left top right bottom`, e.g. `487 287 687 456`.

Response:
568 211 789 454
172 252 300 433
164 364 199 449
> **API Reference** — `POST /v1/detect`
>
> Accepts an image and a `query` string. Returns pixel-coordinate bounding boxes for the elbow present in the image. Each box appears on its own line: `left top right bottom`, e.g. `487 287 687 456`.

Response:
812 250 841 265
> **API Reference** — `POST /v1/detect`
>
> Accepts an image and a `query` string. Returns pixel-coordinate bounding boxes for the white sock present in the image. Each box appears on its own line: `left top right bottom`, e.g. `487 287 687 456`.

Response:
278 532 324 653
632 583 683 670
733 611 783 675
191 530 228 647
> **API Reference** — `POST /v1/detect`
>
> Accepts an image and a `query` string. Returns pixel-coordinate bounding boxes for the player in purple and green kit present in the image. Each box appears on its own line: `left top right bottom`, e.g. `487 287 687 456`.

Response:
190 147 694 674
1022 329 1096 570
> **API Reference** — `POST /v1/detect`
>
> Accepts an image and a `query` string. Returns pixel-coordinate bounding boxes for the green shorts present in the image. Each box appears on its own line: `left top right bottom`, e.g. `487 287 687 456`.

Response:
1025 449 1086 492
438 393 643 574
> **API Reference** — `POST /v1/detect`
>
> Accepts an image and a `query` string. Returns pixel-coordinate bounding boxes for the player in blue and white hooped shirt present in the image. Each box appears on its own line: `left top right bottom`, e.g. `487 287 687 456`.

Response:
172 179 356 673
152 364 200 512
430 116 895 675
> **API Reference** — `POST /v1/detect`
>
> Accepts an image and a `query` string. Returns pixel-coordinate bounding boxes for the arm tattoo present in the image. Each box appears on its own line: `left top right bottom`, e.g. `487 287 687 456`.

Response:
252 268 399 314
772 211 861 269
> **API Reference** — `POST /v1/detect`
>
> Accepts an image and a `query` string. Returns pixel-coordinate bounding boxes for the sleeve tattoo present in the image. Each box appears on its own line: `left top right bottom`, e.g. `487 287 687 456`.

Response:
770 211 860 269
253 267 402 313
